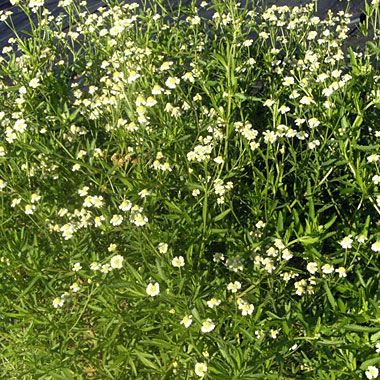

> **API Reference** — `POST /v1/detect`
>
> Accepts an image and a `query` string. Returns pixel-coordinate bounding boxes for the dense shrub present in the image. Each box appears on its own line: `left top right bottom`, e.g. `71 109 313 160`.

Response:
2 0 380 378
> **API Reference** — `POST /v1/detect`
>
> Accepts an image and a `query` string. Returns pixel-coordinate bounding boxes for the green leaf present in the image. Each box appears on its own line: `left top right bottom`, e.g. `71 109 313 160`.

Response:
353 144 380 151
214 209 231 222
338 298 347 313
276 211 283 232
164 200 182 213
370 330 380 342
344 324 379 332
133 351 158 369
323 282 336 310
360 356 380 370
17 273 41 300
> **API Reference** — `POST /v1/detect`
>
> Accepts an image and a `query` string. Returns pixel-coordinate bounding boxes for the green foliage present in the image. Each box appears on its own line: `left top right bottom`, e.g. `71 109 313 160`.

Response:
2 0 380 379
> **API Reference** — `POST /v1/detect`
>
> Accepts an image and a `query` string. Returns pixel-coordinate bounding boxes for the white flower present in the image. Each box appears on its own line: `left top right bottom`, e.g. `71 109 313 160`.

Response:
357 234 368 243
263 130 277 144
53 297 64 308
256 220 265 229
90 262 100 270
207 298 221 308
83 196 92 207
110 255 124 269
282 76 294 86
110 25 124 36
77 149 87 160
24 204 36 214
160 61 173 71
152 84 163 95
94 216 105 227
340 235 353 249
180 315 193 328
72 262 82 272
29 78 40 88
366 366 379 379
213 156 224 164
308 118 320 128
270 329 279 339
146 282 160 296
332 69 342 78
138 189 150 198
78 186 89 196
201 318 215 333
14 119 27 133
101 263 112 273
91 196 103 208
165 76 180 89
119 200 132 212
322 263 334 274
110 214 123 226
29 0 44 7
158 243 168 254
336 267 347 278
182 72 194 82
213 253 225 262
131 213 148 226
70 282 80 292
227 281 241 293
194 363 207 377
279 105 290 114
376 342 380 353
372 241 380 252
300 96 314 105
274 239 285 249
106 242 115 253
192 189 201 197
145 97 157 107
11 198 21 207
263 99 274 107
307 31 318 40
308 140 320 149
289 90 300 99
59 0 73 6
282 248 293 260
307 262 318 274
30 193 41 203
172 256 185 268
127 70 140 83
322 87 333 97
238 302 254 316
373 175 380 185
367 154 379 163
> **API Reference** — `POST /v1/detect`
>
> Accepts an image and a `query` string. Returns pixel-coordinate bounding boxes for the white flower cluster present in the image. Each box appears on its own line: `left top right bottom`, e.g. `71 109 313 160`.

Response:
187 143 212 162
253 238 292 274
291 261 347 296
5 118 27 143
118 201 148 227
237 298 254 316
213 178 233 205
187 122 223 162
152 151 172 172
55 208 92 240
234 121 260 151
294 277 316 296
53 255 124 308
